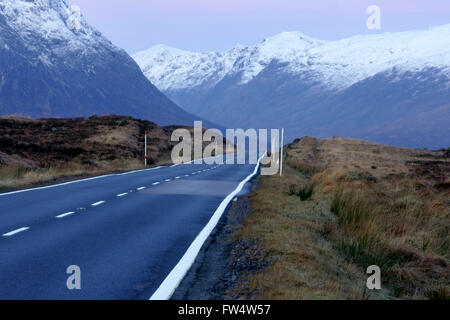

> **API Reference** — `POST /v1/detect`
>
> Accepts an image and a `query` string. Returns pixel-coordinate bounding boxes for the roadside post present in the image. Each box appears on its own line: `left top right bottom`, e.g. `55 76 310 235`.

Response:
280 128 284 176
145 131 148 166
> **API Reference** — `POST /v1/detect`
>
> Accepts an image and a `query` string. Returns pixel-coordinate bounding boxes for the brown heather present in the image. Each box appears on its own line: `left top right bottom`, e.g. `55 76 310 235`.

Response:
230 137 449 300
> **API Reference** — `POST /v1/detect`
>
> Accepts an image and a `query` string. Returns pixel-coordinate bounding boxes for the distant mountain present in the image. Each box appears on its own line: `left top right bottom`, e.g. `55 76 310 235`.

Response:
134 25 450 149
0 0 200 126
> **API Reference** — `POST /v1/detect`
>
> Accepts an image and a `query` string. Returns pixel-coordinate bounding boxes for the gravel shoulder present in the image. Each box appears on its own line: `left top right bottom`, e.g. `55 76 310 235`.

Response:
172 180 267 300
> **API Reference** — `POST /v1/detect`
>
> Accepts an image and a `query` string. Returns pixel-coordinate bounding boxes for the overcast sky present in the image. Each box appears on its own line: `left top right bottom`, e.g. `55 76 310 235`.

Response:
69 0 450 54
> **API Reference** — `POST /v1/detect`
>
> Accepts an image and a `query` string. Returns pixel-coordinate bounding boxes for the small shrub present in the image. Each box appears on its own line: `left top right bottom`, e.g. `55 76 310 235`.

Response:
297 184 314 201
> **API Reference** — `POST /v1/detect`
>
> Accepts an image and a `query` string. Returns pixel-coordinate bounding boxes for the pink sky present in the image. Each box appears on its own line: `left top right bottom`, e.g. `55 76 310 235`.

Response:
69 0 450 53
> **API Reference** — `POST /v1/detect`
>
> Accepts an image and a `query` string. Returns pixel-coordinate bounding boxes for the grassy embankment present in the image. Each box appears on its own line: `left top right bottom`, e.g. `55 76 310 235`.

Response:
230 137 449 299
0 115 217 192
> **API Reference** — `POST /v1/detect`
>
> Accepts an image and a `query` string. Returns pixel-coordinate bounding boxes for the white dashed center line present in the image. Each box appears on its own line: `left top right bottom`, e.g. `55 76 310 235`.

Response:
117 193 128 197
165 179 171 182
3 227 29 237
56 212 75 219
91 201 105 207
152 182 160 185
175 176 181 179
137 187 146 191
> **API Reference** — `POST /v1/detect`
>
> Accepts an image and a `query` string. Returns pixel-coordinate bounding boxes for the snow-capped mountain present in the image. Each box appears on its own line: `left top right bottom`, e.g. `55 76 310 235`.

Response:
135 31 323 91
134 25 450 149
0 0 198 125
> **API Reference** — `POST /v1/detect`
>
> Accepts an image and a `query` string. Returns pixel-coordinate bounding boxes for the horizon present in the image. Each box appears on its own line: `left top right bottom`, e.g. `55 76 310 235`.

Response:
135 23 450 54
68 0 450 54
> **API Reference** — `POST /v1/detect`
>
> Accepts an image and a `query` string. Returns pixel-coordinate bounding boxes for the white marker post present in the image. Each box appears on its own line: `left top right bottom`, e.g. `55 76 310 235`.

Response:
144 131 148 166
280 128 284 176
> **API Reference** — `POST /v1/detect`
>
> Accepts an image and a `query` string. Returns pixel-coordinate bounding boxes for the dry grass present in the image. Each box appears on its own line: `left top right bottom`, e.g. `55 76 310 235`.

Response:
230 166 374 300
0 115 234 191
231 137 449 300
0 159 145 191
324 176 449 299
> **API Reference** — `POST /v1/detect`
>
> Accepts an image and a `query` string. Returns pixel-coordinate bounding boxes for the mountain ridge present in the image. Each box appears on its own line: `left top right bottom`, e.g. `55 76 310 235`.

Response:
134 24 450 91
133 24 450 149
0 0 202 126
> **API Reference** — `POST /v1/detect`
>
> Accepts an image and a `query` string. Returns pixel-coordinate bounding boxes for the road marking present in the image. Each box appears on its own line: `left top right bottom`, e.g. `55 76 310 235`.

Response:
91 201 105 207
3 227 30 237
152 182 160 185
137 187 146 191
118 166 162 176
150 153 265 300
175 176 181 179
56 212 75 219
165 179 171 182
117 193 128 197
0 166 165 197
184 174 190 177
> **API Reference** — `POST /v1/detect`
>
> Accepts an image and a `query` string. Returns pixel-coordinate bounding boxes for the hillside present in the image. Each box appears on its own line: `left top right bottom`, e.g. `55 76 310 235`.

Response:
134 25 450 149
209 137 449 299
0 0 199 126
0 115 207 192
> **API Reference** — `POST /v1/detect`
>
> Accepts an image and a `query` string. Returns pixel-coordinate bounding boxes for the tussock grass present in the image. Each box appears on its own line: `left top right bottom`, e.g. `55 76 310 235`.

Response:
325 178 449 299
288 183 314 201
297 184 314 201
229 166 369 300
232 137 449 300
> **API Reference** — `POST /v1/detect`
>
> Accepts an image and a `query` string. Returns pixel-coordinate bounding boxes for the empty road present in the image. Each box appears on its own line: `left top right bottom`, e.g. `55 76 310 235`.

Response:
0 157 260 299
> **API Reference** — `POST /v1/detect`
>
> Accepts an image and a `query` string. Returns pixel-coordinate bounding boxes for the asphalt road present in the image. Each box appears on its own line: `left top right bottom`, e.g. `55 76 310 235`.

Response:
0 158 259 300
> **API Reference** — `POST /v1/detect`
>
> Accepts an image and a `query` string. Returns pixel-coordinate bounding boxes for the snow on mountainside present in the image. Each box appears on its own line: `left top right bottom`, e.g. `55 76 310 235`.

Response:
0 0 116 65
0 0 200 126
134 31 324 90
134 25 450 91
134 25 450 149
2 0 99 42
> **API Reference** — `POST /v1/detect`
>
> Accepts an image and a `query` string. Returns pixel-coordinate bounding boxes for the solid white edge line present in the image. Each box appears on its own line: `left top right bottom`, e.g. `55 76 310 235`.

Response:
149 153 264 300
91 201 105 206
3 227 30 237
56 212 75 219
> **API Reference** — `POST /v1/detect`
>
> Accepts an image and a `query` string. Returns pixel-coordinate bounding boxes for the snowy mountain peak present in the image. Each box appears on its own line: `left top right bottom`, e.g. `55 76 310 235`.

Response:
0 0 198 126
134 24 450 91
144 44 191 56
0 0 115 60
261 30 323 48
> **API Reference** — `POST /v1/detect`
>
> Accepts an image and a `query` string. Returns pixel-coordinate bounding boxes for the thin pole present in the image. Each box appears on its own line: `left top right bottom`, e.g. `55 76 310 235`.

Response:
280 128 284 176
144 131 147 166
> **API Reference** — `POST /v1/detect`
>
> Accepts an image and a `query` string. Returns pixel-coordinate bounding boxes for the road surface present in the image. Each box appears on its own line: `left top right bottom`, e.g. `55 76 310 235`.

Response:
0 158 259 299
